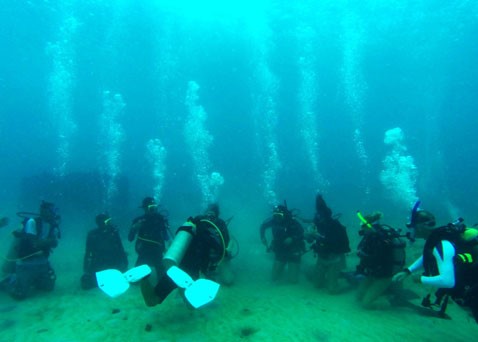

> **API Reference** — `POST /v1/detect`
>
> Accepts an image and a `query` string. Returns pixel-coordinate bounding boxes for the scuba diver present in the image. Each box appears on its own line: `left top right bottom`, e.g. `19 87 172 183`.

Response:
260 202 305 283
0 201 60 300
305 194 350 294
393 202 478 323
128 197 170 278
81 213 128 290
355 211 406 309
139 208 228 307
197 203 235 286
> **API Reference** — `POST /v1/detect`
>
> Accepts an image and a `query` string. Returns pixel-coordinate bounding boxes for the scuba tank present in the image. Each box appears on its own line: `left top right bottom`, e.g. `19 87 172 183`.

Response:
356 211 406 277
2 218 39 273
162 222 195 270
390 232 406 273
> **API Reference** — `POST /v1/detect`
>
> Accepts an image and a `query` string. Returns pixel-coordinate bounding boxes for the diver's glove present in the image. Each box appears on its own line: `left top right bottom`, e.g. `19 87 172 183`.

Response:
392 268 411 282
186 216 201 226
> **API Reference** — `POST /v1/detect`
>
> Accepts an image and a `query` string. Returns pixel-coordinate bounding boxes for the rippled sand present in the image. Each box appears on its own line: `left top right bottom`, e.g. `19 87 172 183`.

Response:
1 223 477 342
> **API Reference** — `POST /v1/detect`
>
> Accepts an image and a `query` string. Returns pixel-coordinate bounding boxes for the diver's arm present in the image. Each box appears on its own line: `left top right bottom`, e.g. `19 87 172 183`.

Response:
393 255 423 282
161 220 171 242
260 221 270 245
115 232 128 271
128 221 139 242
34 234 58 251
407 255 424 273
420 240 455 288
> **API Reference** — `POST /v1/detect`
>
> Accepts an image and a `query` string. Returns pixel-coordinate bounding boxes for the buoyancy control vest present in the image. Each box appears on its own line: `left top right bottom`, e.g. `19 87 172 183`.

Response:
313 216 350 257
423 226 478 296
357 224 406 278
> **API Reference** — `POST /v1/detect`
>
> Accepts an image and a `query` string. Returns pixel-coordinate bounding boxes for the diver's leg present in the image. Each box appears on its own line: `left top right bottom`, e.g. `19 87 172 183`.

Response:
314 258 327 288
135 252 158 283
81 273 97 290
216 259 234 286
356 277 372 302
153 249 165 279
360 277 392 309
286 252 302 284
288 261 300 284
325 255 346 294
271 260 285 282
36 263 56 292
10 263 32 299
140 273 178 307
140 276 160 307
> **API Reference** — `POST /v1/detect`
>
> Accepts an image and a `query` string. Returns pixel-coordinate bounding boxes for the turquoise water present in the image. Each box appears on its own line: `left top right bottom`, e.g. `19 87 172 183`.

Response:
1 1 477 221
1 1 478 339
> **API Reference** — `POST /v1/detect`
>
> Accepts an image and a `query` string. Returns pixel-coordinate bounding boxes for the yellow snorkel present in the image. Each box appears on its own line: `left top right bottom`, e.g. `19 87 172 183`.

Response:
357 211 372 229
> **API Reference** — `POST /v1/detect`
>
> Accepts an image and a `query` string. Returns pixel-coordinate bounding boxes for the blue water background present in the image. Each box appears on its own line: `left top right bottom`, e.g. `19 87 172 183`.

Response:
1 1 478 232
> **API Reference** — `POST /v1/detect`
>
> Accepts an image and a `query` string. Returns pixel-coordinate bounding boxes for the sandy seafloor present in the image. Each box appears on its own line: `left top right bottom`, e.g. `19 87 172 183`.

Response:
1 216 477 342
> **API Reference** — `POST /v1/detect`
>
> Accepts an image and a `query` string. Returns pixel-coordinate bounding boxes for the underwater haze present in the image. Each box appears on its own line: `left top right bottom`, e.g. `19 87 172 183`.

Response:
1 0 478 228
2 1 478 341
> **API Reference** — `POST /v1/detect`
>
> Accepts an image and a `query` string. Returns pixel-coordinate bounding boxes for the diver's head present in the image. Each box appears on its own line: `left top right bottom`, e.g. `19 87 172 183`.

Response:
40 201 59 225
315 194 332 219
359 211 382 234
140 197 157 214
272 204 289 221
96 213 112 228
205 203 220 218
413 210 436 239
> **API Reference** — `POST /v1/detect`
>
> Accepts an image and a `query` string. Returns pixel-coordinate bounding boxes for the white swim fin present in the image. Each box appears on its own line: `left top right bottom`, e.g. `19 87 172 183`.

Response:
96 265 152 298
166 266 220 308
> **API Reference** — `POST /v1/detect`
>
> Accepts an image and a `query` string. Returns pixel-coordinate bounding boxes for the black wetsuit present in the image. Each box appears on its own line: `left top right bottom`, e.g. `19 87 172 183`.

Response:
128 212 169 275
260 216 305 263
312 215 350 258
2 218 58 299
356 224 405 278
153 217 226 303
81 226 128 289
422 227 478 323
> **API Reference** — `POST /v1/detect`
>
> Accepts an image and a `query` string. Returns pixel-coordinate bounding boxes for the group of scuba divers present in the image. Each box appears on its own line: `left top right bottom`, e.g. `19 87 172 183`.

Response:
0 197 233 308
0 194 477 323
260 194 478 323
